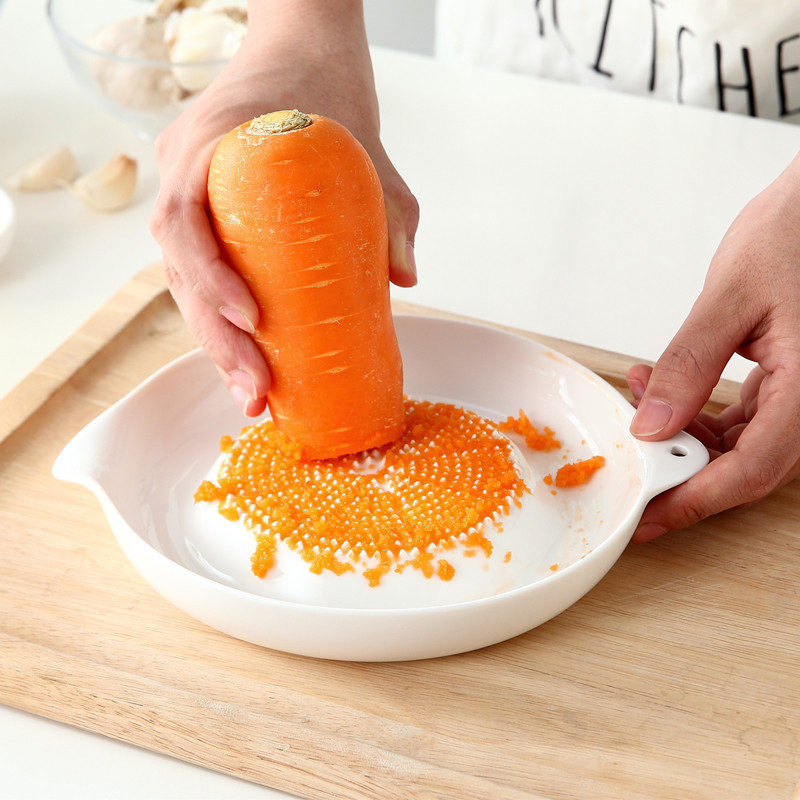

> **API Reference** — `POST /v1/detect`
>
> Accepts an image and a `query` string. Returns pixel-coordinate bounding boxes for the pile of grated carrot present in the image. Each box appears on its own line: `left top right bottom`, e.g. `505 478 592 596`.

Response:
195 401 605 586
195 400 529 586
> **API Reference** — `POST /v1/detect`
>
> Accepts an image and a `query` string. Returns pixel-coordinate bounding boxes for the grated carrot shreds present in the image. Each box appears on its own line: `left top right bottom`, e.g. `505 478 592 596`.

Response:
498 409 561 451
194 399 529 585
553 455 606 487
497 409 606 490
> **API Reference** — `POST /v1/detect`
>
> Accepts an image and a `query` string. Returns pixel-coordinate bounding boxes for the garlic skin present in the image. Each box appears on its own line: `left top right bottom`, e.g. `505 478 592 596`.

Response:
7 146 78 192
86 16 178 112
165 5 246 92
68 154 137 213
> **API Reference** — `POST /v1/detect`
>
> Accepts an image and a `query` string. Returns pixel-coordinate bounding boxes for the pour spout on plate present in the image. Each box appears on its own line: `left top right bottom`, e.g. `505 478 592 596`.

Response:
52 412 114 491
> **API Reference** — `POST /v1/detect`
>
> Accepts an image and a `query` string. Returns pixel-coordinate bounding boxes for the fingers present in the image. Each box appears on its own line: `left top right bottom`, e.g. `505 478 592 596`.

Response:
151 115 269 415
630 362 800 541
165 258 270 416
631 462 725 543
149 165 259 335
628 362 723 453
738 365 767 418
628 324 730 440
633 444 800 543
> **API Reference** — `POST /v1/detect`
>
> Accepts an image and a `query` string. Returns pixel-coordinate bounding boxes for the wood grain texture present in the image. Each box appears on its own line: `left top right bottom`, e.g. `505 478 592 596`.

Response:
1 264 798 800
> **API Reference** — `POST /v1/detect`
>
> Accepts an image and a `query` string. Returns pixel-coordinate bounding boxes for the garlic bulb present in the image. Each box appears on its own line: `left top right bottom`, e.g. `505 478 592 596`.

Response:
81 1 247 116
86 16 178 112
7 146 77 191
152 0 205 18
165 5 247 92
68 154 137 213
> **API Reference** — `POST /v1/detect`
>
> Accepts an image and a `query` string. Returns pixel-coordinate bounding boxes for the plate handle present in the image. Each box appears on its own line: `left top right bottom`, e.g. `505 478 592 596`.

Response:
639 430 709 500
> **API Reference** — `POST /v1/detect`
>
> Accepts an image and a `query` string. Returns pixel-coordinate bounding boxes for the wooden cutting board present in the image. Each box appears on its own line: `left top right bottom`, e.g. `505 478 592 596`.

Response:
2 263 799 800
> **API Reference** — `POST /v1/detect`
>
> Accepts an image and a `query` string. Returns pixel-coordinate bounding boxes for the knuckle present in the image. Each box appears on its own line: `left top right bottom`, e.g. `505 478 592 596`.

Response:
385 177 420 226
162 261 183 292
397 188 420 227
675 493 711 529
149 189 182 244
658 339 707 385
741 457 784 503
190 278 213 306
152 129 170 162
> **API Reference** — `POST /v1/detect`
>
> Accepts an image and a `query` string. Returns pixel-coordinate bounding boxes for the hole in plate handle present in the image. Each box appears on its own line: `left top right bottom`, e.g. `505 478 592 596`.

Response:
670 444 689 457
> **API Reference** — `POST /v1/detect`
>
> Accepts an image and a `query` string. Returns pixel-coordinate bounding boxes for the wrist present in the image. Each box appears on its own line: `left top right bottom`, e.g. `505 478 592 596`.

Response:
247 0 369 57
232 1 379 139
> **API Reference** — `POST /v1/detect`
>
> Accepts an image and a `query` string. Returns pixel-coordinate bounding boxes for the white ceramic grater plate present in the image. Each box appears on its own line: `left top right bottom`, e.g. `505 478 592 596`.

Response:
53 315 707 661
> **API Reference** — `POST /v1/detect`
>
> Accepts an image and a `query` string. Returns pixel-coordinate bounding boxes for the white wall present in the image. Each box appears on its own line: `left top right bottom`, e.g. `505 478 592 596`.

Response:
363 0 435 55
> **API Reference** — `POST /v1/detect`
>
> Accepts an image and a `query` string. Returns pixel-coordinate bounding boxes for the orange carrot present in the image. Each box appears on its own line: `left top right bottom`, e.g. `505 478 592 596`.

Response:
207 110 405 459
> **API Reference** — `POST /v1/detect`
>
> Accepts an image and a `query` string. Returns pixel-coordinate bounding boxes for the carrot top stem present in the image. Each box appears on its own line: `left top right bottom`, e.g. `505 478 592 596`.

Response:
247 109 312 135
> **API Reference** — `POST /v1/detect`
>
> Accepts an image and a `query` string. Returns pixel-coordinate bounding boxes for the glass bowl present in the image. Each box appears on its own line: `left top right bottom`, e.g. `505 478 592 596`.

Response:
46 0 246 140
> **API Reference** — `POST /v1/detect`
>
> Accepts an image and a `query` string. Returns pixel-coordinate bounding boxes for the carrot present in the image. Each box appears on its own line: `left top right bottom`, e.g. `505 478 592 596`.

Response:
207 109 405 459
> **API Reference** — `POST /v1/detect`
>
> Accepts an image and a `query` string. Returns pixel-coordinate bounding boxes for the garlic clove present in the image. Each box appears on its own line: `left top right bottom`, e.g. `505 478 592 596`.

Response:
166 8 246 92
7 146 78 191
68 154 137 213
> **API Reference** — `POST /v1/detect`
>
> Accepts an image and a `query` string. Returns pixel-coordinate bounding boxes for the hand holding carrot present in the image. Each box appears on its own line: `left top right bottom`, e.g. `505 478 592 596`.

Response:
626 150 800 540
149 0 419 416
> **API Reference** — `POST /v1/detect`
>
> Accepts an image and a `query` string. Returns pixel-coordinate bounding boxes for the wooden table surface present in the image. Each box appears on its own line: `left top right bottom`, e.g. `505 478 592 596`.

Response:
1 265 799 800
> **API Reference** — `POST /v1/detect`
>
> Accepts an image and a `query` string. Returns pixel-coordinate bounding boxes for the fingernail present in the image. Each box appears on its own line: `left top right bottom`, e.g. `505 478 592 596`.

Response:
229 369 256 408
633 522 668 543
220 306 256 334
630 399 673 436
405 242 417 281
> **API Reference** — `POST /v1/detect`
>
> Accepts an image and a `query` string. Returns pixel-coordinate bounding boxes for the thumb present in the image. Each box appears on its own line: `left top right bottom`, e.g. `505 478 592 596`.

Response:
385 180 419 288
367 145 419 288
628 309 733 441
